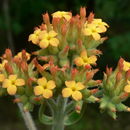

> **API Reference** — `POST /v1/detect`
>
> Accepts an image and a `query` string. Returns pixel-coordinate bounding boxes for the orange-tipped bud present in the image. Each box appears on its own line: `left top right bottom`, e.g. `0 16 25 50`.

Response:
50 65 59 75
126 69 130 79
27 77 36 87
80 7 86 18
86 71 94 81
75 105 81 113
116 72 122 82
42 13 50 25
33 58 44 72
96 80 102 84
88 12 94 23
90 88 99 94
120 92 129 100
52 17 60 30
13 98 21 103
118 58 124 71
70 17 75 26
4 63 13 74
63 45 69 53
61 24 67 35
34 96 42 101
85 65 91 70
71 68 78 79
106 66 112 76
22 50 28 61
5 49 12 61
39 24 47 30
77 39 83 48
38 56 48 61
21 61 28 72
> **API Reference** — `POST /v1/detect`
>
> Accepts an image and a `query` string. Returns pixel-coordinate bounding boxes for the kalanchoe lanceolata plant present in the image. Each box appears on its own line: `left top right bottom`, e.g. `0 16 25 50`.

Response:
0 7 130 130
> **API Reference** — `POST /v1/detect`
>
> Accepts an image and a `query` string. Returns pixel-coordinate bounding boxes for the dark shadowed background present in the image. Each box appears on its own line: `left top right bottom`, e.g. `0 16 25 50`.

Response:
0 0 130 130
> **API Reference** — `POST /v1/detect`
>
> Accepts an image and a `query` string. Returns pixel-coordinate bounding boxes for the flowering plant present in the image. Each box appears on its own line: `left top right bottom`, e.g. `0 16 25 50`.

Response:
1 7 130 130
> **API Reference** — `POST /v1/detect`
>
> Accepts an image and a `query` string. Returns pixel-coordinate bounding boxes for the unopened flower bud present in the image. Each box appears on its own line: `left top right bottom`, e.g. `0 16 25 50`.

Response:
13 98 21 103
86 71 94 81
52 18 60 31
118 58 124 71
61 24 67 35
106 66 112 76
4 63 13 74
116 72 122 82
90 88 99 94
126 69 130 79
21 61 28 72
42 13 50 25
77 39 83 48
5 49 12 61
85 65 91 70
71 68 78 79
88 12 94 23
80 7 86 18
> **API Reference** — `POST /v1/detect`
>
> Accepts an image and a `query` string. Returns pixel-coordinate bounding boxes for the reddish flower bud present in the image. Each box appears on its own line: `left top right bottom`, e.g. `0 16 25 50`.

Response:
70 17 75 26
90 88 99 94
86 71 94 81
96 80 102 84
42 13 50 25
13 98 21 103
38 56 48 61
126 69 130 79
118 58 124 71
5 49 12 61
52 17 60 30
80 7 86 18
85 65 91 70
21 61 28 72
106 66 112 76
61 24 67 35
39 24 47 30
71 68 78 79
120 92 129 100
77 39 83 48
34 96 42 101
33 58 44 72
88 12 95 23
63 45 69 53
4 63 13 74
116 72 122 82
75 105 81 113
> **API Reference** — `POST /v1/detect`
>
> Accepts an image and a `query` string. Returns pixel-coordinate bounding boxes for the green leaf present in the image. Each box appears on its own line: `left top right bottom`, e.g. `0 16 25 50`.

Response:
39 103 53 125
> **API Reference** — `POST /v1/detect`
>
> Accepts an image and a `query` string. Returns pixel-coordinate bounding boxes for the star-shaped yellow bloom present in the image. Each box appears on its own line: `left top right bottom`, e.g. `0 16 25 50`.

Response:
74 50 97 67
39 30 59 49
52 11 72 21
14 52 31 61
83 24 103 40
34 77 56 99
28 29 41 44
2 74 25 95
124 80 130 93
123 60 130 71
62 81 85 101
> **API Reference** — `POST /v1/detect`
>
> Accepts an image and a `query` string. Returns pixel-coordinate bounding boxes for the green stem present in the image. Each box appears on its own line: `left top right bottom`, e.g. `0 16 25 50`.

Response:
51 96 68 130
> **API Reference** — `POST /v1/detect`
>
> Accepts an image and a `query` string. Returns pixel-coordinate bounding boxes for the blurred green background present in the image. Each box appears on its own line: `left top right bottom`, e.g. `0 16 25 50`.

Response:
0 0 130 130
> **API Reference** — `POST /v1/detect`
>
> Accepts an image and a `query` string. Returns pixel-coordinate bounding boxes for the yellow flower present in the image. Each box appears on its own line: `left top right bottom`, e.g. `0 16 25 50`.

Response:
124 80 130 93
74 50 97 67
62 81 85 101
123 60 130 71
39 30 59 48
14 52 31 61
0 60 8 70
52 11 72 21
92 19 109 32
83 24 103 40
0 74 5 82
2 74 25 95
28 29 41 44
34 77 56 99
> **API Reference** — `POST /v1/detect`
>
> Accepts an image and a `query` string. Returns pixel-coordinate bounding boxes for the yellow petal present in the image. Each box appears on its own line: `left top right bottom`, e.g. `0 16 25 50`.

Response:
72 91 82 101
74 57 84 66
76 82 85 90
15 79 25 86
83 28 92 36
49 38 59 47
43 89 53 99
127 80 130 85
47 80 56 89
123 61 130 71
88 56 97 64
49 31 57 37
62 88 72 97
37 77 47 86
2 79 12 88
97 26 107 33
39 39 49 48
124 85 130 93
28 34 39 44
34 29 41 35
63 14 71 21
34 85 44 96
9 75 17 82
65 81 76 88
7 85 17 95
0 74 5 82
92 32 101 40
